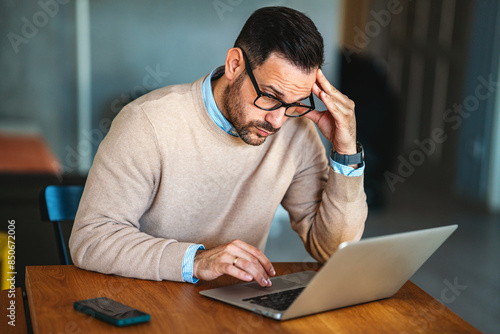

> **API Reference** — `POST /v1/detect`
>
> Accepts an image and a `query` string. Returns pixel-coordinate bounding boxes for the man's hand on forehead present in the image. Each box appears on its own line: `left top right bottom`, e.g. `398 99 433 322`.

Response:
305 69 357 156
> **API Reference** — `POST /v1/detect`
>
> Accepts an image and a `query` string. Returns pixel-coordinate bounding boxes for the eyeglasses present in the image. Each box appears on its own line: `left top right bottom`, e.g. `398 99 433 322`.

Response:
239 48 315 118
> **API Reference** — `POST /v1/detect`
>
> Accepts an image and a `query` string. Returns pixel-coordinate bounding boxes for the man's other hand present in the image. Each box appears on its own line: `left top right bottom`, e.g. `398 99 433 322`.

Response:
193 239 276 287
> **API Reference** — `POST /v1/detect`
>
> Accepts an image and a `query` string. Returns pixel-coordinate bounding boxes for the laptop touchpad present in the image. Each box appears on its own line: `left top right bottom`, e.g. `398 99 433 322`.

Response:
243 277 304 293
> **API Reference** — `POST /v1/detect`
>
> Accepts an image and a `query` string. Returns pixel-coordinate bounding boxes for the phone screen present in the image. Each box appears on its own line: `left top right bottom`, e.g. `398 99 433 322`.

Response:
74 297 151 326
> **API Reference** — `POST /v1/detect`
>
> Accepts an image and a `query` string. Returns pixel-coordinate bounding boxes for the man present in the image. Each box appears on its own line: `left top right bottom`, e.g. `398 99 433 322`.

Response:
69 6 367 288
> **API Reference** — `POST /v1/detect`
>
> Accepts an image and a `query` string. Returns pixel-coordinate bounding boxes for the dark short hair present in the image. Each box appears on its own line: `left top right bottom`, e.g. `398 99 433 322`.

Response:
234 6 324 72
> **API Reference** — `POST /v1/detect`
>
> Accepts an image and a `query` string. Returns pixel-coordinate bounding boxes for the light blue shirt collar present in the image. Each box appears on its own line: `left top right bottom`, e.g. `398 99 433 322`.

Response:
202 66 238 137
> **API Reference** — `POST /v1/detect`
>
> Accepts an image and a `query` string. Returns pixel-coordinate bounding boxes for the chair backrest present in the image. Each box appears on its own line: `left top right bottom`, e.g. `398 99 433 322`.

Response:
39 185 84 265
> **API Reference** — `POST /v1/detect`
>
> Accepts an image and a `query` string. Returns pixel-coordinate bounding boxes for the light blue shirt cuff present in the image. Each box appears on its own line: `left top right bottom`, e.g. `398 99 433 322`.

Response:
329 156 365 177
182 244 205 283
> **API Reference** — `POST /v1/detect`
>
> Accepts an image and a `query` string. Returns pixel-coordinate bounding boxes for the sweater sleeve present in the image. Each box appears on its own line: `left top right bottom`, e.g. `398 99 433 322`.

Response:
281 120 368 263
69 105 193 281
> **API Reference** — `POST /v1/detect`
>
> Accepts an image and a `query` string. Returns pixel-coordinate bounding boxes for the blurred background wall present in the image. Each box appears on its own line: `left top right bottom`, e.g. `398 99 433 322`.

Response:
341 0 500 212
0 0 340 173
0 0 499 332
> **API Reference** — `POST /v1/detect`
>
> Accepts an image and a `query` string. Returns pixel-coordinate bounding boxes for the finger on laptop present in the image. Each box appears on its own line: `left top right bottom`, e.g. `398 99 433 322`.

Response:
193 239 275 287
227 245 271 286
231 239 276 277
221 240 273 287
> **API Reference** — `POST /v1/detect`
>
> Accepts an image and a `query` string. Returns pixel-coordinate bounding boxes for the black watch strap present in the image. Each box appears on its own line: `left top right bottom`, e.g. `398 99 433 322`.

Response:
331 141 364 167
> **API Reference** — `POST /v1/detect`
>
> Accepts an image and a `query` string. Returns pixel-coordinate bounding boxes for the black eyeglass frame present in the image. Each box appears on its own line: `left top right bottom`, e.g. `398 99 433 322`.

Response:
239 48 316 118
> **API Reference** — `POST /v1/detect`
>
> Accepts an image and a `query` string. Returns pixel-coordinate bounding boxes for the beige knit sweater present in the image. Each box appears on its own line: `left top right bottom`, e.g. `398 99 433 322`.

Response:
69 76 367 282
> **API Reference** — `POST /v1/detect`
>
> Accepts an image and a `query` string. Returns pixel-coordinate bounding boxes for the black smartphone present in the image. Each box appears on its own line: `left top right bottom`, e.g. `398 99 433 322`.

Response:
73 297 151 327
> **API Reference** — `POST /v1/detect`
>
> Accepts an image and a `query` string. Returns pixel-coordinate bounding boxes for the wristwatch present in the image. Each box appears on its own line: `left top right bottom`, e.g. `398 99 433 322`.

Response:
331 141 364 167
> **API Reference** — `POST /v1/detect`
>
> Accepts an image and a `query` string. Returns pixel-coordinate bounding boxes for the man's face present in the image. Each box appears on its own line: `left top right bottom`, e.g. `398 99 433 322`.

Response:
222 52 317 146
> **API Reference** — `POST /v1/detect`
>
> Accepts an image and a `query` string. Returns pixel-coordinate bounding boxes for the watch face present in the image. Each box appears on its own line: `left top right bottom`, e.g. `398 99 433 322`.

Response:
356 142 364 162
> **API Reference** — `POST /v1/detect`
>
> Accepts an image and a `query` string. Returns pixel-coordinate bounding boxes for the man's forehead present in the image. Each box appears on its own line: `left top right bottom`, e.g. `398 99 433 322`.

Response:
254 53 317 98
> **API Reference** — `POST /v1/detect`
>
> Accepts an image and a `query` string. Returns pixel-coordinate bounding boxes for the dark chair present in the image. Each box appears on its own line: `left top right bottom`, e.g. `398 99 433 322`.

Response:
339 49 400 209
39 185 84 265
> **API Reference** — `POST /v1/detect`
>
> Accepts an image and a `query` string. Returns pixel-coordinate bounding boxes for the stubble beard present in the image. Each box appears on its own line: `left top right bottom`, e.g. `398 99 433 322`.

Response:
222 73 279 146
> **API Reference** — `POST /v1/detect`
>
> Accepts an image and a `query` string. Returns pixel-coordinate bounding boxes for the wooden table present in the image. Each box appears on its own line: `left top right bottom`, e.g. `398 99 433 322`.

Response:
25 264 478 333
0 133 62 176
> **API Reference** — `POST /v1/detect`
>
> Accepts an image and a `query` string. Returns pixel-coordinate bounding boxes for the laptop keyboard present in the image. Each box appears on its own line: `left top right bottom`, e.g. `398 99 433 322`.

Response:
242 287 305 311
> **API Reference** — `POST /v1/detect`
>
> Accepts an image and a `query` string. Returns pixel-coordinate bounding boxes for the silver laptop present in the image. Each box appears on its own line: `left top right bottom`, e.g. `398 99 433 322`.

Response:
200 224 457 320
